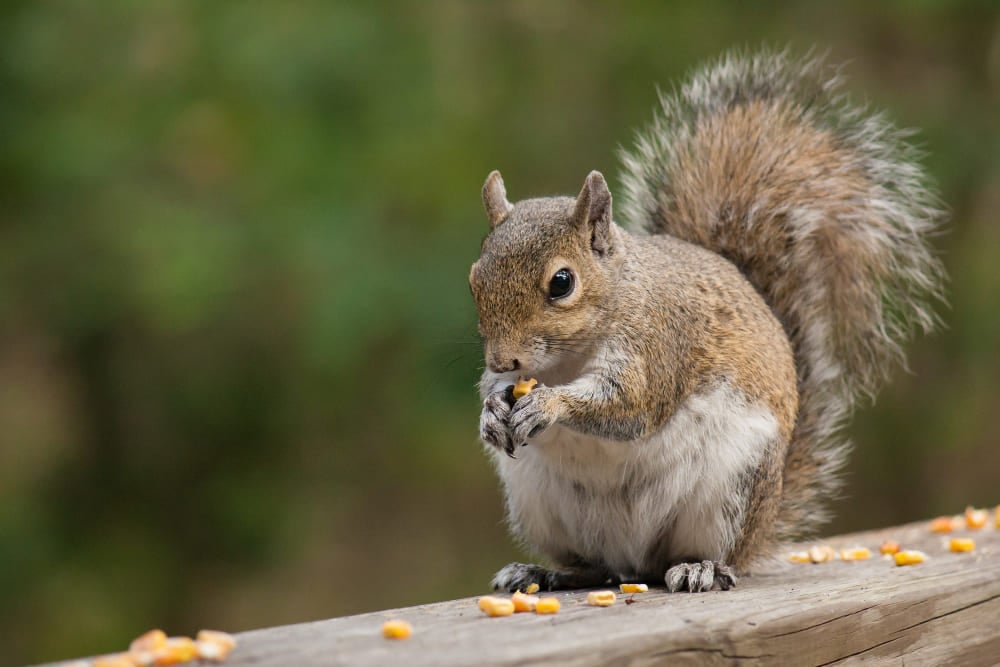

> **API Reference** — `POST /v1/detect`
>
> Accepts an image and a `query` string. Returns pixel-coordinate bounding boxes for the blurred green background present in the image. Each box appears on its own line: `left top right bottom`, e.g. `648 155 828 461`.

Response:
2 1 998 664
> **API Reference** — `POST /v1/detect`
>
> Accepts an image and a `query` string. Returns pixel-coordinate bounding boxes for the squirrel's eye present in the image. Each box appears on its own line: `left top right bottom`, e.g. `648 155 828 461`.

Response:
548 268 574 300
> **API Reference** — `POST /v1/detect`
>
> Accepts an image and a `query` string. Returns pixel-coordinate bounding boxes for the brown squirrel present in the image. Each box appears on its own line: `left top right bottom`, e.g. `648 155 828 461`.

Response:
469 50 945 593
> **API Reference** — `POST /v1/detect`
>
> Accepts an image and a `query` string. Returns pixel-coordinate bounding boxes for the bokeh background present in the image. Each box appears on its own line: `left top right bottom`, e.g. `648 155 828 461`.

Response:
2 1 998 664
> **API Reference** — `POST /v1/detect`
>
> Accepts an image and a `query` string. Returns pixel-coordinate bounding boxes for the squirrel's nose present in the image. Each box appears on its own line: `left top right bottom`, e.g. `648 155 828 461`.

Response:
488 357 521 374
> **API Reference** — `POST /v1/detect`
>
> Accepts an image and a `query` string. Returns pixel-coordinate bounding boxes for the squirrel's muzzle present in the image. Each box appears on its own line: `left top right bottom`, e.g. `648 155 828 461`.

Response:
487 355 521 374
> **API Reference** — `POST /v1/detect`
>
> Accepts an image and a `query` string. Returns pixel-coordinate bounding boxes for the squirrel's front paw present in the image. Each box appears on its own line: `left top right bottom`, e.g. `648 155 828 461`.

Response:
480 391 515 456
509 387 560 446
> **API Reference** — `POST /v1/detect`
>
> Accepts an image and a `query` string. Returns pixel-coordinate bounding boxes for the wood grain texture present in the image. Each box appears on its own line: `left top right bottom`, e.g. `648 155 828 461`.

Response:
42 519 1000 667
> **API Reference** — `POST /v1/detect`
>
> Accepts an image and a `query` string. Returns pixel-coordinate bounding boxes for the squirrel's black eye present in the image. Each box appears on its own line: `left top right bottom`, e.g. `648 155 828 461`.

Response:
548 268 574 300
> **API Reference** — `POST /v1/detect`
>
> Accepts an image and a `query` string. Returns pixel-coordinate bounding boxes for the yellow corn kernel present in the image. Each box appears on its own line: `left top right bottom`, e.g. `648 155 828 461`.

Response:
381 620 413 640
949 538 975 553
93 654 136 667
478 596 515 617
152 637 198 666
929 516 954 533
525 583 540 595
535 597 561 614
512 376 538 400
788 550 810 563
995 505 1000 529
619 583 649 593
964 506 988 530
894 550 927 566
195 630 237 660
511 591 539 612
879 540 901 555
808 545 836 563
839 547 872 561
129 630 168 654
586 590 617 607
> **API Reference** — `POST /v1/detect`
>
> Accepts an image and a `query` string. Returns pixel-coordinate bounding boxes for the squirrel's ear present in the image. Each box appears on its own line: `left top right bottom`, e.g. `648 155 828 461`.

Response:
482 170 513 228
574 170 613 256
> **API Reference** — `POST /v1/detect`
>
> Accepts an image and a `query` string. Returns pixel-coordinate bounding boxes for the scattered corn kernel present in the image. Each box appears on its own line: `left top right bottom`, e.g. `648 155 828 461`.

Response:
995 506 1000 528
808 545 836 563
964 506 988 530
879 540 901 555
535 597 561 614
949 538 976 553
381 620 413 640
196 641 224 661
929 516 954 533
525 583 540 595
511 591 539 612
512 376 538 400
93 654 136 667
152 637 198 666
839 547 872 561
788 550 810 563
478 596 515 617
619 583 649 593
196 630 237 660
586 590 617 607
130 651 155 667
130 630 168 654
894 550 927 566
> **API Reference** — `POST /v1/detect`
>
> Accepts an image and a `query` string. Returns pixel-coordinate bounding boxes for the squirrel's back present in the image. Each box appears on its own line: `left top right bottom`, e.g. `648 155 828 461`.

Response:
619 49 946 539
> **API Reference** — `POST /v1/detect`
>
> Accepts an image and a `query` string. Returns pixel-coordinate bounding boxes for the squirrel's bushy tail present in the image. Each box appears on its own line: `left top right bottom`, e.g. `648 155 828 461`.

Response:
618 49 946 539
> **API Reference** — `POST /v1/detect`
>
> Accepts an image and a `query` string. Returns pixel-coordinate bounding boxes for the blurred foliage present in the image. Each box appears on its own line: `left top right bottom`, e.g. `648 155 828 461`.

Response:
1 1 998 664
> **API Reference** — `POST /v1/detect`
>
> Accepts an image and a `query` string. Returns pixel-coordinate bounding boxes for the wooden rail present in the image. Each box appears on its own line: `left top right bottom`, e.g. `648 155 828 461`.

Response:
43 518 1000 666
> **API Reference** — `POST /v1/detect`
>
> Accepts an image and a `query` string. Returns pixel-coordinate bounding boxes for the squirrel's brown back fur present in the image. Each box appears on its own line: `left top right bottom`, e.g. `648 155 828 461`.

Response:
618 50 946 539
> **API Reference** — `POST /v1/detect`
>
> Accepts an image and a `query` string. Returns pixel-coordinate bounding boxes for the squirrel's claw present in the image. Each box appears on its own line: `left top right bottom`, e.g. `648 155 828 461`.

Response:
665 560 737 593
480 391 515 454
509 388 558 445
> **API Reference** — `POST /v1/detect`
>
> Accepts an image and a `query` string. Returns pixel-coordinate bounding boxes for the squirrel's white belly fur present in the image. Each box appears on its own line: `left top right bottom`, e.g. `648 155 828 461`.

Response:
493 382 779 578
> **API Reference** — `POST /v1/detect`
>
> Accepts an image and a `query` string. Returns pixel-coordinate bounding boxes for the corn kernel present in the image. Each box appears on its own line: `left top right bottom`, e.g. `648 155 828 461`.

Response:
586 590 617 607
478 596 515 617
152 637 198 666
129 630 168 654
995 505 1000 529
130 652 154 667
894 550 927 566
808 545 836 563
381 620 413 640
93 654 136 667
619 583 649 593
512 377 538 400
964 506 988 530
525 583 540 595
195 630 237 660
839 547 872 561
788 550 810 563
535 597 561 614
511 591 539 612
949 538 975 553
879 540 901 555
929 516 954 533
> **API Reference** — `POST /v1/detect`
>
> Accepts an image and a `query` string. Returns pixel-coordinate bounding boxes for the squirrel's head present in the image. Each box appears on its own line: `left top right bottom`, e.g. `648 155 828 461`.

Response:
469 170 619 375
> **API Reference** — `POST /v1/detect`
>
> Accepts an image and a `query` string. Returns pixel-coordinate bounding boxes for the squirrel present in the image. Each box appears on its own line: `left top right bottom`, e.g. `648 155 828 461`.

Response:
469 49 946 593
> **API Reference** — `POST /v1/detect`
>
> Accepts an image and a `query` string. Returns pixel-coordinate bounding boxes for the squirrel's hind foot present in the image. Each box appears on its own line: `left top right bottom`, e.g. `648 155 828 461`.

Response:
665 560 737 593
491 562 612 592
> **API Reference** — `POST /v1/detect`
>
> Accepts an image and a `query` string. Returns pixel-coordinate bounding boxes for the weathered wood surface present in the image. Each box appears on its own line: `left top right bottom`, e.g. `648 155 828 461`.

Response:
44 518 1000 666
